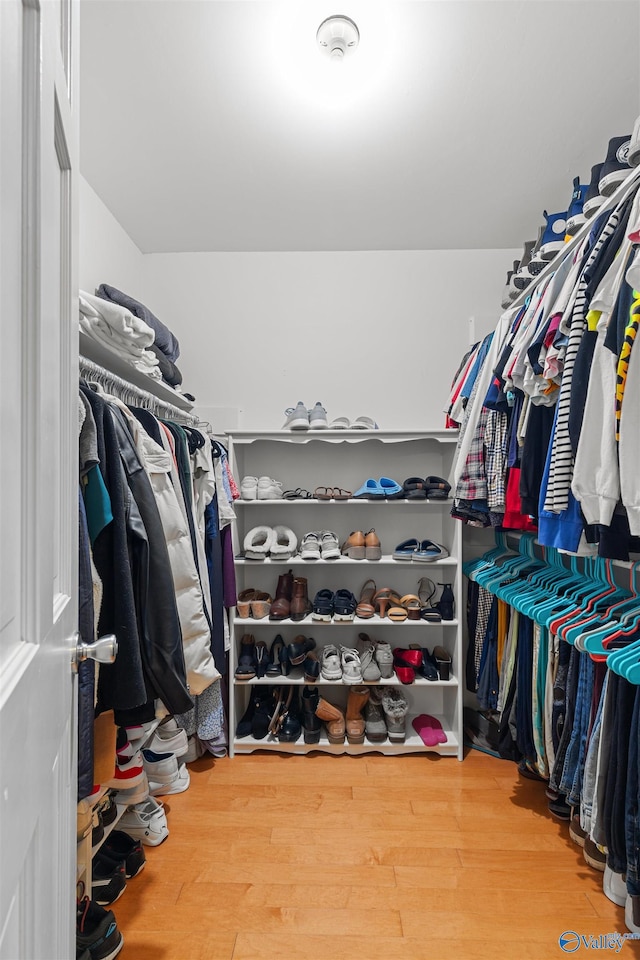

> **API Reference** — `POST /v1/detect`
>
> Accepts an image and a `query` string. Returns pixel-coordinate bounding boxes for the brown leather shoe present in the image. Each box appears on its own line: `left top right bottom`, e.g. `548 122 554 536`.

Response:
341 530 365 560
364 528 382 560
269 569 293 621
315 698 345 743
290 577 312 622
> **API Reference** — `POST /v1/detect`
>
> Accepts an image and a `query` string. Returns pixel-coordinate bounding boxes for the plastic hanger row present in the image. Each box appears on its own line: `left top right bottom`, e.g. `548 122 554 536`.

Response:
465 533 640 683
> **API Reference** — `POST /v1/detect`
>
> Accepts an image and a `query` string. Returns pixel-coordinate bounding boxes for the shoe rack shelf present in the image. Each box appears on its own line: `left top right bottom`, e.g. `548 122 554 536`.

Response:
226 431 463 760
234 719 460 757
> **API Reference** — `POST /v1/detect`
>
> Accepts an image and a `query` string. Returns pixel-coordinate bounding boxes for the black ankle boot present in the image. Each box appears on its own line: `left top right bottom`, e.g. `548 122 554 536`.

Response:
237 688 271 738
276 689 302 743
301 686 322 744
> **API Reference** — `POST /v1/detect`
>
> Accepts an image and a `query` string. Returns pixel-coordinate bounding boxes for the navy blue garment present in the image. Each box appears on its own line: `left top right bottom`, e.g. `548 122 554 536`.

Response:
559 650 595 807
515 614 536 763
476 597 499 712
625 687 640 896
549 644 580 794
78 489 95 801
604 674 636 876
519 403 555 519
204 496 226 671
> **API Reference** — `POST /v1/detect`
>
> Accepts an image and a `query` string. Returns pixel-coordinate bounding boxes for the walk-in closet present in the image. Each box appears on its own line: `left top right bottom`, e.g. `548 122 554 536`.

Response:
2 2 640 958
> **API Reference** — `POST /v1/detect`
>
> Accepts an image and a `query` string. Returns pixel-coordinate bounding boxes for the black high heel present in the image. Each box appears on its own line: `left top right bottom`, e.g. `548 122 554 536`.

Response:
266 635 284 677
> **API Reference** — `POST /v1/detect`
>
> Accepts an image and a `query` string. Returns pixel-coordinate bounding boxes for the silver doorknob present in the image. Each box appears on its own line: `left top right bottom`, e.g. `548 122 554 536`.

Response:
72 633 118 672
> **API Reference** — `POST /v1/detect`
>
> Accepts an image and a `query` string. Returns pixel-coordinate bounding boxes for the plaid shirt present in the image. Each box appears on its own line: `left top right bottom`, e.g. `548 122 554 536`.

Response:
485 409 509 509
456 405 489 501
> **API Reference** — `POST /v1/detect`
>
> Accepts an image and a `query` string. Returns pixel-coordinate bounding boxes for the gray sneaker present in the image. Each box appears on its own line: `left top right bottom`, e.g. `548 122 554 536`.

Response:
374 640 394 679
283 402 309 430
309 402 328 429
358 636 381 681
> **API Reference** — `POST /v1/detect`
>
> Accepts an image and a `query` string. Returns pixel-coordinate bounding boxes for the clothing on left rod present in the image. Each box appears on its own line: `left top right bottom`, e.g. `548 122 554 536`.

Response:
78 380 239 759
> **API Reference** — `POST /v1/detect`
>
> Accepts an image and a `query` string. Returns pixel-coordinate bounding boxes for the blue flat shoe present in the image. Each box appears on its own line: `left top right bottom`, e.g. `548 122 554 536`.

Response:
414 540 449 562
379 477 403 498
393 538 419 561
354 479 384 499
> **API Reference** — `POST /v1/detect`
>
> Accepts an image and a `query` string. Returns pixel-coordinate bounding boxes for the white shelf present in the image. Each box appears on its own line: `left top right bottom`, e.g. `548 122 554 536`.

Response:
228 429 459 444
227 429 464 760
234 614 459 627
235 674 458 688
235 498 453 506
234 555 458 567
233 716 459 756
79 331 194 411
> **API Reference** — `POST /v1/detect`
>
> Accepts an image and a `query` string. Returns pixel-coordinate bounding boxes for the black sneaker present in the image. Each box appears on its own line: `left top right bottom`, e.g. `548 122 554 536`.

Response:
91 809 104 848
100 830 146 878
91 852 126 905
76 896 124 960
97 791 118 828
599 134 631 197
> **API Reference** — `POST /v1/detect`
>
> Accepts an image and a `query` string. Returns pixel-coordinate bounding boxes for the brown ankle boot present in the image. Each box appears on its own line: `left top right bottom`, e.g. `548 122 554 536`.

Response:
290 577 312 622
345 686 370 744
269 568 293 621
315 698 345 744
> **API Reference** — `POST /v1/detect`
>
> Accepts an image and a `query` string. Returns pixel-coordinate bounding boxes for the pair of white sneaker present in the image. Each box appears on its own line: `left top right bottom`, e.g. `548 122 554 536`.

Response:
240 475 283 500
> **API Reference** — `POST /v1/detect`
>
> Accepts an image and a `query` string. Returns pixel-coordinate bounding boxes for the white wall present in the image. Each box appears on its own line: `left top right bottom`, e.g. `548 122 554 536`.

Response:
79 176 144 296
77 182 517 430
141 249 517 431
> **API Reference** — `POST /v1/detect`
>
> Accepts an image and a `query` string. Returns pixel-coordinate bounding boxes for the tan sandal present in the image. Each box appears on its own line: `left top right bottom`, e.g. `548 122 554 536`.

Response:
356 578 377 619
314 486 333 501
400 594 421 621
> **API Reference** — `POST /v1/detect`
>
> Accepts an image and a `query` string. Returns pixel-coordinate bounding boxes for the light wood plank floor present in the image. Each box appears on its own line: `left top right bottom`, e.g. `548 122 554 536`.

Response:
112 749 637 960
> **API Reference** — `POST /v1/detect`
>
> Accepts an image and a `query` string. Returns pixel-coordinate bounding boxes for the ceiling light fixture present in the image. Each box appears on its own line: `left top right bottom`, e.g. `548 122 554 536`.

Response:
316 15 360 62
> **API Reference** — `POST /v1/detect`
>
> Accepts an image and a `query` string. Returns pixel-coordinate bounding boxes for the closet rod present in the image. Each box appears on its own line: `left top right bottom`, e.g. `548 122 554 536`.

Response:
79 355 199 426
508 162 640 311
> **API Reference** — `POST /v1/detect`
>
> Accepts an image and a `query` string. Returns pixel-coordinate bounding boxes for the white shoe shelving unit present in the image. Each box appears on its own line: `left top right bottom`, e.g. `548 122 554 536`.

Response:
226 430 463 760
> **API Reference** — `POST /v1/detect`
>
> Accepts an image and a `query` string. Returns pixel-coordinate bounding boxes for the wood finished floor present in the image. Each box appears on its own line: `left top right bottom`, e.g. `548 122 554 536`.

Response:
112 749 638 960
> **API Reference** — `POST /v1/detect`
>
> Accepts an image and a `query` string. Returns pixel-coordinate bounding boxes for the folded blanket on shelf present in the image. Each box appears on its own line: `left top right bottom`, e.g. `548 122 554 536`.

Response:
79 291 162 380
151 344 183 387
96 283 181 363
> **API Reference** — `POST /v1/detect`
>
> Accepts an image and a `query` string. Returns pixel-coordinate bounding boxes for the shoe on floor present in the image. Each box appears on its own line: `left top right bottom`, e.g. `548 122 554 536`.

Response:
100 830 146 879
91 853 127 906
76 895 124 960
118 798 169 846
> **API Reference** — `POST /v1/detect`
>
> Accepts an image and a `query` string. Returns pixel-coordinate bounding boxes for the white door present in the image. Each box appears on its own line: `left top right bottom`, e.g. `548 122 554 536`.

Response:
0 0 79 956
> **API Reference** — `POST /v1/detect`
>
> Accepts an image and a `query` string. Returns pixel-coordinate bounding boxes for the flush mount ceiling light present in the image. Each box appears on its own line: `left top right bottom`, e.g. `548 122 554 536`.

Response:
316 15 360 61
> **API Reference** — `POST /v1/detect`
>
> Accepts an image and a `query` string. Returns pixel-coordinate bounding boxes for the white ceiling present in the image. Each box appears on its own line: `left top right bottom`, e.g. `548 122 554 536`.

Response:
80 0 640 254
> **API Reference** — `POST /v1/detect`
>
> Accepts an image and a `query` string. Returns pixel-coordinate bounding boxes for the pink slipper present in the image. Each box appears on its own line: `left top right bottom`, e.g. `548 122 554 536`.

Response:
412 714 447 746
